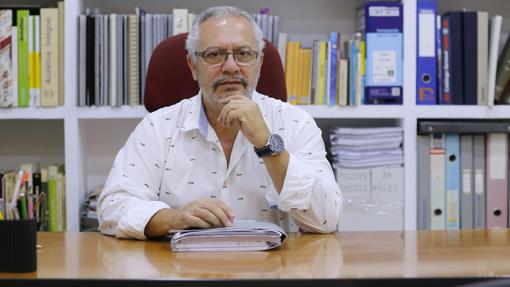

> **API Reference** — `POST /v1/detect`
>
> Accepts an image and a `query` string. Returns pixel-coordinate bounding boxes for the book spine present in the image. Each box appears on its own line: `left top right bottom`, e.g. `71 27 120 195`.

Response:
34 15 41 106
127 15 139 106
47 175 57 231
58 1 64 105
28 15 35 106
40 9 59 106
329 32 338 106
17 10 30 107
0 10 13 107
12 26 17 107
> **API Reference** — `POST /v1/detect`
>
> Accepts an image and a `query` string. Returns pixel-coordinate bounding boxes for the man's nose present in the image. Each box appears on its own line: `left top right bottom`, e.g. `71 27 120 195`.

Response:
221 53 241 73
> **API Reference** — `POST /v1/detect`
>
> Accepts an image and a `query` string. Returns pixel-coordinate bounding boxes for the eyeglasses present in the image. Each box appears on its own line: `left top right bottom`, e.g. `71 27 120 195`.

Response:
195 48 259 67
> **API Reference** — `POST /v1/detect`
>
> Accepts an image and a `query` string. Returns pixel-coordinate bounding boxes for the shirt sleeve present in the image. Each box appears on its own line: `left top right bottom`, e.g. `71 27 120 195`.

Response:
272 108 342 233
97 115 169 239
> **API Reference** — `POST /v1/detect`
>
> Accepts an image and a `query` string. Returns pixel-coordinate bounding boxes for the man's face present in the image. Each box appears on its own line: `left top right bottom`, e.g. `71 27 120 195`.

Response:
187 16 263 105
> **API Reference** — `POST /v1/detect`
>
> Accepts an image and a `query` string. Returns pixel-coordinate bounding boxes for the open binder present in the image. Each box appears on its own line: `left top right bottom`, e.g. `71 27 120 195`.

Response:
169 220 287 252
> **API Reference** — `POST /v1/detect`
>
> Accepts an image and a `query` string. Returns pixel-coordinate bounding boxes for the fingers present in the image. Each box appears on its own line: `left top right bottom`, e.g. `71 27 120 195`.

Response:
200 199 235 227
224 109 243 128
192 207 223 226
219 94 246 104
217 96 249 127
181 198 235 229
218 103 243 128
205 199 235 227
184 215 212 229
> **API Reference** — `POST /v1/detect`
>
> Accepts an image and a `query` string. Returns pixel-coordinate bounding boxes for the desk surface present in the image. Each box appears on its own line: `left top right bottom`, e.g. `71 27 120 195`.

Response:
1 229 510 281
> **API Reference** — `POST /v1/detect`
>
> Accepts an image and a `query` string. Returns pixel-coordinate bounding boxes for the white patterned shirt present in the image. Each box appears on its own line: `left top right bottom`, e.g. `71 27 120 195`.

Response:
97 91 342 239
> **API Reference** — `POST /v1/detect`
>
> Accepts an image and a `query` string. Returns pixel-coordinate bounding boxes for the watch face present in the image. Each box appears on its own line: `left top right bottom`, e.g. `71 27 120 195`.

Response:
269 134 285 153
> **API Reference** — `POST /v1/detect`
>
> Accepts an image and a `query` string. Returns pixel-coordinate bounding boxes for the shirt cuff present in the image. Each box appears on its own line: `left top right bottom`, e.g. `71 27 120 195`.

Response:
117 200 169 240
272 153 315 212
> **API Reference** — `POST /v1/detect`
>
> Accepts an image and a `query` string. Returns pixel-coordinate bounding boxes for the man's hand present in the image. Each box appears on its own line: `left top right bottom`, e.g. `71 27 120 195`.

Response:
144 198 235 238
217 95 270 148
177 198 235 229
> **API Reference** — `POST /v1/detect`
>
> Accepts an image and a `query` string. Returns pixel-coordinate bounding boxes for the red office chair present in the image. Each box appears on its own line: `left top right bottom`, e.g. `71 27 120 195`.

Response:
144 33 287 112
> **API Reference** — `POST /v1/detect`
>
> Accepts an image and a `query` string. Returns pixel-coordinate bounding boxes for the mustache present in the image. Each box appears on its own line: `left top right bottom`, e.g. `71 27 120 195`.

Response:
212 76 249 90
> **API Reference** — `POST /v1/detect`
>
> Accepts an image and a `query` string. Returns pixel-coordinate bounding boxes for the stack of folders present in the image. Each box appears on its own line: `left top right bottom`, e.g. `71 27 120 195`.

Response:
169 220 287 252
329 127 404 169
330 127 405 231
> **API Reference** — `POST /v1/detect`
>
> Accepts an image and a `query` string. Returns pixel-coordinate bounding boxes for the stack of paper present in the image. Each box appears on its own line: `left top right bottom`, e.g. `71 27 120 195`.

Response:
80 186 101 231
169 220 287 252
329 127 404 169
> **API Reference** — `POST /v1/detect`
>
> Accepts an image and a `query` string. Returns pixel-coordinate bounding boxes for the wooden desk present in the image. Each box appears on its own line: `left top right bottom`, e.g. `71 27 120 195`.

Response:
1 229 510 286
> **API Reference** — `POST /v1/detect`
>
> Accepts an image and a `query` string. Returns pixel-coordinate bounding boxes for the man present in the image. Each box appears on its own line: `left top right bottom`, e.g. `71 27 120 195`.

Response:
97 6 342 239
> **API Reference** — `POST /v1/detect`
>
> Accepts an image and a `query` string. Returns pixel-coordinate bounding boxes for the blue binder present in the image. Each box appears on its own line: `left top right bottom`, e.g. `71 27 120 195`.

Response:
416 0 437 105
364 1 403 105
445 133 460 230
329 32 338 106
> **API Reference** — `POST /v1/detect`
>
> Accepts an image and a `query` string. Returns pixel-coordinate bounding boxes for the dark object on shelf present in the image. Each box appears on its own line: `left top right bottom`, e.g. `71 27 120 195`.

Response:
418 119 510 134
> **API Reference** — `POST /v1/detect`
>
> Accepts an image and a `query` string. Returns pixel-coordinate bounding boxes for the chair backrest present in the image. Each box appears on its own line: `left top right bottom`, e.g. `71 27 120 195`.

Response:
144 33 287 112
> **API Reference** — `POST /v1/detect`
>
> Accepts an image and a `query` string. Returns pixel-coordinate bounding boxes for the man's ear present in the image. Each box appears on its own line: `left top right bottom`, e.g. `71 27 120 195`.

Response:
186 55 198 81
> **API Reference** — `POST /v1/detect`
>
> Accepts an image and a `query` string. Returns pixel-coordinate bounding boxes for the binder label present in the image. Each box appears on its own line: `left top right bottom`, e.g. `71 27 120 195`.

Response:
369 6 400 17
373 50 396 83
462 171 471 194
418 12 435 57
474 170 484 194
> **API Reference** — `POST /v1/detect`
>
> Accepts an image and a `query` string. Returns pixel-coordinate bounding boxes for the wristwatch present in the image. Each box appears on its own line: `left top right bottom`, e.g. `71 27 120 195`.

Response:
254 133 285 158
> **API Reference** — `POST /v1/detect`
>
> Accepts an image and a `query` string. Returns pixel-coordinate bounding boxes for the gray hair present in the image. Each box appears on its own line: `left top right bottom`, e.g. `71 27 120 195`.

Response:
185 6 265 60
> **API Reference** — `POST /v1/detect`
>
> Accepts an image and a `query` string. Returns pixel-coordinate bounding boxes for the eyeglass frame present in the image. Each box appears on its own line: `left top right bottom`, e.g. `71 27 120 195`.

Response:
194 48 260 67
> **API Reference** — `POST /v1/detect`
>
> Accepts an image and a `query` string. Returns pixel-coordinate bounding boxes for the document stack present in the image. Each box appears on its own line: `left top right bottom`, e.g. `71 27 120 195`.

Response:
329 127 404 169
330 127 404 231
80 186 101 231
169 220 287 252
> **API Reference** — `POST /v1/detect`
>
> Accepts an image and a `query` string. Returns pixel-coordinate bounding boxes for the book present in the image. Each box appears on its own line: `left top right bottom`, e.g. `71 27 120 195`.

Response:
0 9 13 107
40 8 59 106
169 220 287 252
58 1 64 106
17 10 30 107
127 14 139 106
488 15 502 105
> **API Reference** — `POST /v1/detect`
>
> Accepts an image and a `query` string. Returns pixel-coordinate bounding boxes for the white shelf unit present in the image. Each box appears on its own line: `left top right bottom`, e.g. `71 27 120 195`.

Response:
1 0 510 231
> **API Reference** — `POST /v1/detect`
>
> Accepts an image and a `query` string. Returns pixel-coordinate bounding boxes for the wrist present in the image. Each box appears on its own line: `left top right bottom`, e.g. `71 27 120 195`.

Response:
169 208 188 230
253 131 270 149
145 208 186 238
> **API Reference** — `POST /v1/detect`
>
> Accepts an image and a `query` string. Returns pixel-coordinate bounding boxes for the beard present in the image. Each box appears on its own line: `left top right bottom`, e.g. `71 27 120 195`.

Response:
212 75 249 96
199 68 261 102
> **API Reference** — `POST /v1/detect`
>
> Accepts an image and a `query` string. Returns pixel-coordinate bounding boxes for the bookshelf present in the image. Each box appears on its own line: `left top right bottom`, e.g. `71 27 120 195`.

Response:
2 0 510 231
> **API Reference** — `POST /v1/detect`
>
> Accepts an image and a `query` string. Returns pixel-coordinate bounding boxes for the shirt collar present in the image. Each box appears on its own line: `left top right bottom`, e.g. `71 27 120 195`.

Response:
179 91 204 134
